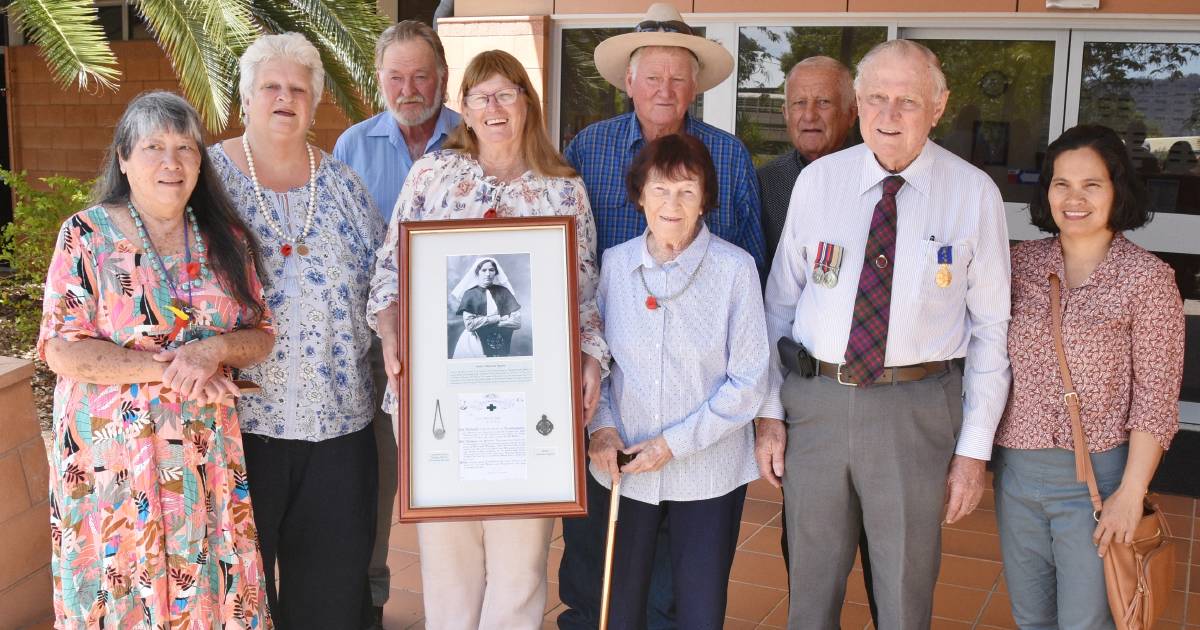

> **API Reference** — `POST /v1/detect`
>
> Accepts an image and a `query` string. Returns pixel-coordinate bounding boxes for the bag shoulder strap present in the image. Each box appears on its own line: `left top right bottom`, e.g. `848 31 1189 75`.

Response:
1049 273 1104 513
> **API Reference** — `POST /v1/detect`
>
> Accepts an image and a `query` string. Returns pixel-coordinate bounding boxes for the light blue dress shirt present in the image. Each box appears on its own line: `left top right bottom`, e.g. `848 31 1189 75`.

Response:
590 225 770 504
333 106 462 222
759 141 1011 460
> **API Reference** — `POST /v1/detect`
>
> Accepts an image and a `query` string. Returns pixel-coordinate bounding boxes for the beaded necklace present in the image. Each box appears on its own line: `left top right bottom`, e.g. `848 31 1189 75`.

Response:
128 201 206 342
242 134 316 257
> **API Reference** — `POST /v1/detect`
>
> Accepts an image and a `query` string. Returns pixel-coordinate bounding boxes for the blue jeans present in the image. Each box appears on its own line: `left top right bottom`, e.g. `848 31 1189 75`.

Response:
993 445 1127 630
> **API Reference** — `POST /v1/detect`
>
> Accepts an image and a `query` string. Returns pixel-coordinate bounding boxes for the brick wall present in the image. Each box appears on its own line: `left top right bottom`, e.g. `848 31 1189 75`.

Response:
0 356 52 628
6 40 360 185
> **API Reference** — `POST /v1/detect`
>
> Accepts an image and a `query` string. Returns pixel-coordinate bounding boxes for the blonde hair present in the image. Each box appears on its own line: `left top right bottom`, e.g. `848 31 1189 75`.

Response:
445 50 575 179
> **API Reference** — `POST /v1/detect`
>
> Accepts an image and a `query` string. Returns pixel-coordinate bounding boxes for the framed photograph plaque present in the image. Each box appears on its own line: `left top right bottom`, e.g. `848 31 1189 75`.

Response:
396 216 587 522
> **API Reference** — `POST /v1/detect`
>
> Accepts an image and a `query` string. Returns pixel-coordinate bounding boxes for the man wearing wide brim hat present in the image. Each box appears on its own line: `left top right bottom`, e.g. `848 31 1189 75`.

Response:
557 4 766 629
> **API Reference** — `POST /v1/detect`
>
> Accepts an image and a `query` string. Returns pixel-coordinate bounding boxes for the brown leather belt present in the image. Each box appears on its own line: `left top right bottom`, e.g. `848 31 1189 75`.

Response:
815 360 950 386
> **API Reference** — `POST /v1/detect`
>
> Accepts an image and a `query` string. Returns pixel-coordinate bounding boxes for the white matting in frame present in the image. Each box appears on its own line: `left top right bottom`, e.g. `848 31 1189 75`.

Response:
403 219 582 517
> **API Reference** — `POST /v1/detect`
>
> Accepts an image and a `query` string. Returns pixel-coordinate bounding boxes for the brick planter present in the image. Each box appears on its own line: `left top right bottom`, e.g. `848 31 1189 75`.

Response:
0 356 52 628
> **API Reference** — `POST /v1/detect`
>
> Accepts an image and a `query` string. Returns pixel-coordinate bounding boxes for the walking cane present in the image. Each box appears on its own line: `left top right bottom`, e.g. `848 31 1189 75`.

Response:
599 452 633 630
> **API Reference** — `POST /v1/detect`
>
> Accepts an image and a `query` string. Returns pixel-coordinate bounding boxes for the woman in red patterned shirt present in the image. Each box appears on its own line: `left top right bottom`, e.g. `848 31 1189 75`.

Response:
994 124 1185 628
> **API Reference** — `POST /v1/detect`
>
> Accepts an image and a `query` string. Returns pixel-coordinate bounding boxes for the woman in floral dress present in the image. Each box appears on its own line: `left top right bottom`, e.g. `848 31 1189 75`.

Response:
38 91 274 629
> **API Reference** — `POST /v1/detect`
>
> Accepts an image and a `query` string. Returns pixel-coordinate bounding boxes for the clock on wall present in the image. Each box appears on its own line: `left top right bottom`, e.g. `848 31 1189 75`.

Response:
979 70 1010 98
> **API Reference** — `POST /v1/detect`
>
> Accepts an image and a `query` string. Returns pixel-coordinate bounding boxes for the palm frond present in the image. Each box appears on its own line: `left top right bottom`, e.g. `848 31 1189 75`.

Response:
132 0 244 131
7 0 120 91
247 1 384 123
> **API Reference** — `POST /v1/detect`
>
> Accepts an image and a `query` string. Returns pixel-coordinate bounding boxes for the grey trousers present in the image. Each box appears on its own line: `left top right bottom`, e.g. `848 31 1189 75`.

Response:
368 338 398 606
780 368 963 630
993 446 1126 630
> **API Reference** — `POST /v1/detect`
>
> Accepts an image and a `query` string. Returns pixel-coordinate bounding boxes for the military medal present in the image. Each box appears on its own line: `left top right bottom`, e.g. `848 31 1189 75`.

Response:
936 245 953 288
536 414 554 436
823 244 843 289
812 241 844 288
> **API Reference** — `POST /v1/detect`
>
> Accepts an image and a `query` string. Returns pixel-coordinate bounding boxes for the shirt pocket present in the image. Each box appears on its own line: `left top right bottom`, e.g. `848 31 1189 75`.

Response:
920 240 973 304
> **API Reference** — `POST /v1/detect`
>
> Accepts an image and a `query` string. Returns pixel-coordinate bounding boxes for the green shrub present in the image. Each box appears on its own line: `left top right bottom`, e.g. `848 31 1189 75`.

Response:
0 170 93 284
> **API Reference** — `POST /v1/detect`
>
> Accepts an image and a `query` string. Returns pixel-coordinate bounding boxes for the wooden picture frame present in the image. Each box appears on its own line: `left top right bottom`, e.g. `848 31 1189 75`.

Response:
396 216 587 522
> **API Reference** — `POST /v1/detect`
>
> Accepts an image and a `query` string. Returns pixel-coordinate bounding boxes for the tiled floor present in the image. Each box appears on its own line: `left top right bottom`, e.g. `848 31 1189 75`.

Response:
381 476 1200 630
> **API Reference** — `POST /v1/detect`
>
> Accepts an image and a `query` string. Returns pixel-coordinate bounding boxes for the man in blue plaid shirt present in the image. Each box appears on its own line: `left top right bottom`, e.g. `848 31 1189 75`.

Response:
561 12 765 277
557 5 766 630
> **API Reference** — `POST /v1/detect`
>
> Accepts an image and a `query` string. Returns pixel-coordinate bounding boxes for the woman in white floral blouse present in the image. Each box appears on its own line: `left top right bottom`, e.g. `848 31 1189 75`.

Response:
208 33 385 629
368 50 607 629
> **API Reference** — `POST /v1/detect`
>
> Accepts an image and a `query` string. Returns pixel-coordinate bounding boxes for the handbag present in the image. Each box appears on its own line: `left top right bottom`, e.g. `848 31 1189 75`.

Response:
1049 273 1175 630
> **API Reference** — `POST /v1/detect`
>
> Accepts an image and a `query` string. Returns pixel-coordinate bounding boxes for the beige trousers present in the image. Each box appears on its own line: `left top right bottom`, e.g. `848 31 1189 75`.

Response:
417 517 554 630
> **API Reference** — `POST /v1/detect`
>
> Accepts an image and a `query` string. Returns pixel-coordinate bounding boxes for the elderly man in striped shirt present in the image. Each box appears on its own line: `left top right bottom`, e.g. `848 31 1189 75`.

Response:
756 39 1011 629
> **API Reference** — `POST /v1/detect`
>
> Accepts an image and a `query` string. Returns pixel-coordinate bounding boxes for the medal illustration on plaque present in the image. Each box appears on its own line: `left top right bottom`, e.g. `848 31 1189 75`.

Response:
935 245 953 288
431 399 446 439
536 414 554 436
812 241 844 289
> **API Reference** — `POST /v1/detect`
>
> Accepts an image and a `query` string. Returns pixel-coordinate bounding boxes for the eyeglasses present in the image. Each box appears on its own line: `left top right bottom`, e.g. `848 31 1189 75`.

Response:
634 20 694 35
464 87 523 110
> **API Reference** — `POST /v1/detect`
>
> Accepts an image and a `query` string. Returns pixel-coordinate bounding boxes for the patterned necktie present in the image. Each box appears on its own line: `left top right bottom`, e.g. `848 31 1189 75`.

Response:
843 175 905 386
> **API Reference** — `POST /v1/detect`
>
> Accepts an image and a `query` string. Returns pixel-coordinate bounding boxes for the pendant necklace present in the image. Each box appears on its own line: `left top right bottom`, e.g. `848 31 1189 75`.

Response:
242 134 316 257
638 242 708 310
128 201 206 344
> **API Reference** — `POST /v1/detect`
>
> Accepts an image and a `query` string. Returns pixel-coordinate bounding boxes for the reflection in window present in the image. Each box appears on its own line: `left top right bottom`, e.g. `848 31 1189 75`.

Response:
921 39 1056 205
736 26 886 165
559 27 703 150
1079 42 1200 216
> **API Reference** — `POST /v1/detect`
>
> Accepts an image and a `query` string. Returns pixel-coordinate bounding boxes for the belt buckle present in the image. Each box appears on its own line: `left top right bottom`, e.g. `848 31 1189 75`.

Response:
835 363 857 387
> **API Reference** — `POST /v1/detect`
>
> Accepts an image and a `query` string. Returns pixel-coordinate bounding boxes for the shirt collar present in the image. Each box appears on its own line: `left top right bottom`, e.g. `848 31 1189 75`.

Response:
1047 232 1130 288
625 112 695 151
635 223 712 275
367 106 461 150
857 140 935 197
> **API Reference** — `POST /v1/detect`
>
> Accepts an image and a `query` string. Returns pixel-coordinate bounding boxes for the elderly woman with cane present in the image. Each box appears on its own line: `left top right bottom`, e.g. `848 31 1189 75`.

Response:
588 133 770 630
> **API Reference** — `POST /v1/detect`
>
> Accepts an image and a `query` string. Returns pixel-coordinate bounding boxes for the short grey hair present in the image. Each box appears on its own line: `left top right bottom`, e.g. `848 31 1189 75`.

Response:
375 20 448 82
853 39 947 102
238 32 325 110
784 56 854 113
629 46 700 83
93 90 206 203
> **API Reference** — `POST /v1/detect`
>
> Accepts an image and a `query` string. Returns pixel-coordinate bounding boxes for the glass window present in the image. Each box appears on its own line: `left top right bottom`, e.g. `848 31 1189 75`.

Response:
97 4 124 41
917 38 1057 205
736 26 886 166
559 27 703 150
1078 42 1200 216
128 5 151 40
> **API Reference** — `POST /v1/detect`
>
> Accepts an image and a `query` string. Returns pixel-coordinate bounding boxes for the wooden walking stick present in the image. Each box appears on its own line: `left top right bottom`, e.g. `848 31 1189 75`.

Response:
599 452 633 630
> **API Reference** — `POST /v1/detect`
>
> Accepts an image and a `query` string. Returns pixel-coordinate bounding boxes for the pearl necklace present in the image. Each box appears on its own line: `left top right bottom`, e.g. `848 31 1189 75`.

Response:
242 134 316 257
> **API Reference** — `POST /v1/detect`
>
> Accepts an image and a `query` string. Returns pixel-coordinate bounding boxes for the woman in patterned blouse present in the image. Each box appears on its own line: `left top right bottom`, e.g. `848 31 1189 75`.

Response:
994 124 1185 628
38 91 274 628
368 50 607 629
209 33 385 628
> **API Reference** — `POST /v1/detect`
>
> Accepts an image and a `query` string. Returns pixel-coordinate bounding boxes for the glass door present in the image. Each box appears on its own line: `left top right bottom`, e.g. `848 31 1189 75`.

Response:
1066 30 1200 426
899 27 1069 237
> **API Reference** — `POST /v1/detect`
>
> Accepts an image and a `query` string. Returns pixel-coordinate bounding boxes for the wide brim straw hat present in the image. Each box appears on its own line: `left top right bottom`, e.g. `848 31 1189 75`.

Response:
593 3 734 94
